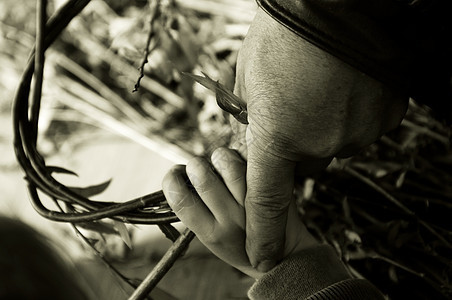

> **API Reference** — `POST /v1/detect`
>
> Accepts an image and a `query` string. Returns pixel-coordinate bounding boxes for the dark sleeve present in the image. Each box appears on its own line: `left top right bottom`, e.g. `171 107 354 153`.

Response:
256 0 452 121
248 244 385 300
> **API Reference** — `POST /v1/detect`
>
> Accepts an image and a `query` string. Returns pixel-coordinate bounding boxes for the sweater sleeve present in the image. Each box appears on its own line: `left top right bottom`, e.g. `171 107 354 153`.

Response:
248 244 384 300
256 0 452 121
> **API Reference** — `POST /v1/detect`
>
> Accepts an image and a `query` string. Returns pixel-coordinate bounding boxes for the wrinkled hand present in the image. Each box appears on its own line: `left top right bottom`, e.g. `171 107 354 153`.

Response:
232 8 408 272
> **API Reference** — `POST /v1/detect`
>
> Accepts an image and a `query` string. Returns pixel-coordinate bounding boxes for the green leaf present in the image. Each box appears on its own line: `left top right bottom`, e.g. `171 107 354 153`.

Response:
158 224 181 242
69 179 112 198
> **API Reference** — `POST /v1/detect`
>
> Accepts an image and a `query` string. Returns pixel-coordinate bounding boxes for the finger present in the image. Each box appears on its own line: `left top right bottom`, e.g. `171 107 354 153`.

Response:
185 157 241 223
162 165 214 236
245 126 296 272
211 147 247 205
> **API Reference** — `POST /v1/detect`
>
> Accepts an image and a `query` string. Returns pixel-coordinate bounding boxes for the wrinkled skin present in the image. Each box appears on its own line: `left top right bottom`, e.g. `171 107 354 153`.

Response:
231 8 409 272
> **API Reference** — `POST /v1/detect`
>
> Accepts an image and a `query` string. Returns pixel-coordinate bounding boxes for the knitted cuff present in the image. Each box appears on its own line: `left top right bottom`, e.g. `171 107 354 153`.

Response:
248 244 350 299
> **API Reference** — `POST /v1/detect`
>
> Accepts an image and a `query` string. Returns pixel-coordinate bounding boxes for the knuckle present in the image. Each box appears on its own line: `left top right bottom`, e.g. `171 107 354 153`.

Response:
248 114 340 162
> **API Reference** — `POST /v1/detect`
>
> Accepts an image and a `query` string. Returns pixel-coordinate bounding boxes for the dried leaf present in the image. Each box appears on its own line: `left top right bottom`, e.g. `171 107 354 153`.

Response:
344 229 362 244
183 72 248 124
183 72 217 91
158 224 181 242
86 238 101 248
114 221 132 249
302 178 315 200
64 202 76 213
69 179 112 198
388 265 399 283
396 171 407 188
46 165 78 177
351 161 403 178
77 221 117 235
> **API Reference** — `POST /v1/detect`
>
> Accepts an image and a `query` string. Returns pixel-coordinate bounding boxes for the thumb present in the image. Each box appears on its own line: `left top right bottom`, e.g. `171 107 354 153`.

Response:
245 126 296 272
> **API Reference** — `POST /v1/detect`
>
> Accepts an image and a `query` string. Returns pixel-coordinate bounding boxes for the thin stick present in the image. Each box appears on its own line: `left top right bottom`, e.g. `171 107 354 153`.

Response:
128 228 195 300
133 1 159 93
401 119 450 145
344 166 452 249
67 25 186 109
368 251 426 278
30 0 47 144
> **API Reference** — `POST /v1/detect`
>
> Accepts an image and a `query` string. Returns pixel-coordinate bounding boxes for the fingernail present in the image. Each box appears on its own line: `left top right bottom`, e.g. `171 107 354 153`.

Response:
256 260 276 273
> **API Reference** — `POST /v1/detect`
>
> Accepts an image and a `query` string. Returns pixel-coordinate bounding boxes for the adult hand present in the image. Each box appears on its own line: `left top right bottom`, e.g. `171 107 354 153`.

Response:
232 8 408 272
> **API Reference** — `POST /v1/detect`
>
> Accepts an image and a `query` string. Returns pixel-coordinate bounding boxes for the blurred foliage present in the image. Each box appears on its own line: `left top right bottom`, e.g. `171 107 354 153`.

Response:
0 0 36 111
40 0 248 157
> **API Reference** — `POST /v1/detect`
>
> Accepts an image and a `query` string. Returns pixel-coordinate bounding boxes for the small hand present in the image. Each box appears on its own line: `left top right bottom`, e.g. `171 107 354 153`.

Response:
162 147 317 279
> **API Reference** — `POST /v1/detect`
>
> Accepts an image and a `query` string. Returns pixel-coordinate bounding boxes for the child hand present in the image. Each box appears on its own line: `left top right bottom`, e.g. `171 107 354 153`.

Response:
162 147 318 279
